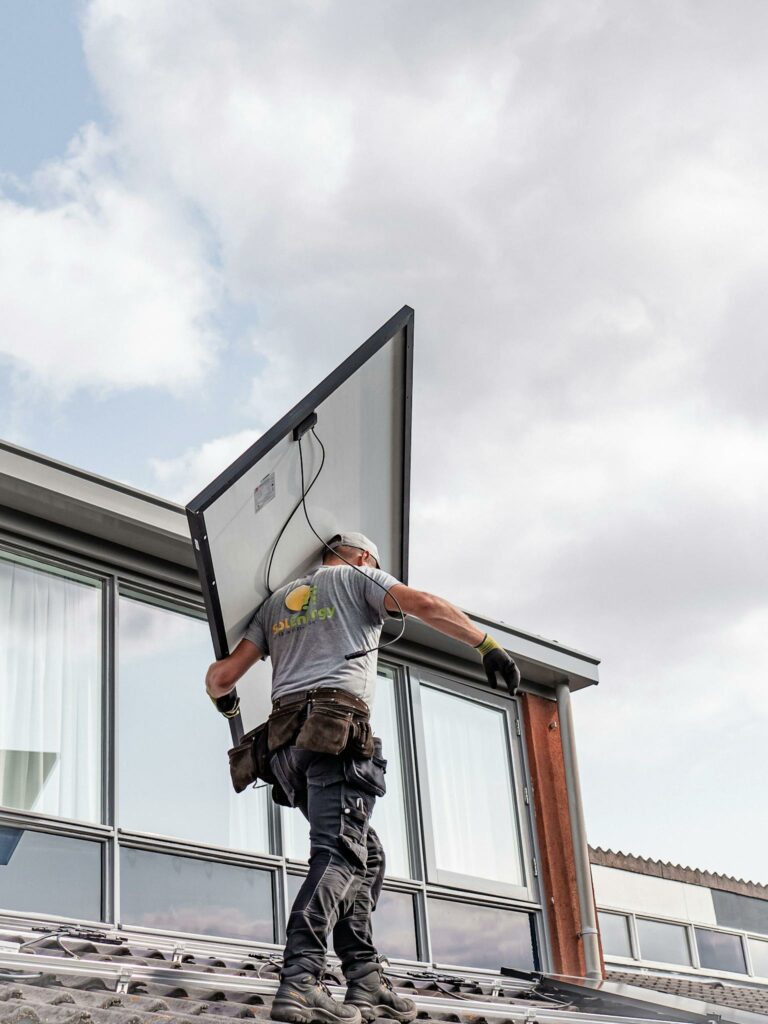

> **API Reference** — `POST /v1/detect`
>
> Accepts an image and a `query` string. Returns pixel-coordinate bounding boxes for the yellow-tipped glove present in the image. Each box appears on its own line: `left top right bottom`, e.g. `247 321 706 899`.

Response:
475 634 521 694
209 690 241 719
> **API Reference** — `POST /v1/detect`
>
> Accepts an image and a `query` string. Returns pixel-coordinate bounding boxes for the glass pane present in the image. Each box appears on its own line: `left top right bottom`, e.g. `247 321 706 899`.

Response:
119 596 269 852
120 846 274 942
370 668 409 878
696 928 747 974
0 554 102 822
599 912 632 957
282 668 410 877
287 876 419 962
712 889 768 937
373 889 418 961
421 685 523 886
636 918 691 966
428 898 535 971
0 825 101 920
749 938 768 978
283 803 310 861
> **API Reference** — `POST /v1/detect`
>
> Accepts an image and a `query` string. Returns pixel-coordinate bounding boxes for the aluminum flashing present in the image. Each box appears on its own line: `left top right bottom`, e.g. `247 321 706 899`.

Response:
0 442 192 569
387 614 600 693
187 307 414 659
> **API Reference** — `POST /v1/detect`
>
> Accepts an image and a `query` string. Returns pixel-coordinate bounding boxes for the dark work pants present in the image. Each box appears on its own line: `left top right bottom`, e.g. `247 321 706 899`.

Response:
271 745 387 982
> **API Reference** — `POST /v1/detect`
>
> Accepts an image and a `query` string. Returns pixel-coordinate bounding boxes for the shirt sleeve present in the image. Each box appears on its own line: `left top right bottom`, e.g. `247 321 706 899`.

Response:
353 567 402 622
243 605 269 657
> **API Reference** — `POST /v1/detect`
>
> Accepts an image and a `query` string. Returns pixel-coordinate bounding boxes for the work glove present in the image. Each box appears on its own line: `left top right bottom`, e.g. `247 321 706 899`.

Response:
209 690 241 719
474 634 521 694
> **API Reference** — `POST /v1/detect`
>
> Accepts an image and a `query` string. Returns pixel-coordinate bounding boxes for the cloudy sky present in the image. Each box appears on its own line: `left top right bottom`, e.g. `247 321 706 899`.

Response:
1 0 766 882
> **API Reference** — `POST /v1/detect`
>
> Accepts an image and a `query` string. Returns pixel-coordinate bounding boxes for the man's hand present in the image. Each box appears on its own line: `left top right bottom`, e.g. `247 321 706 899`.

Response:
204 639 263 719
475 634 521 694
209 690 241 719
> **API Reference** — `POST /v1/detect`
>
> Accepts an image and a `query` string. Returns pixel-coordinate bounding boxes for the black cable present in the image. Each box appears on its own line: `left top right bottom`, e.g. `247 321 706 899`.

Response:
298 428 407 660
265 429 326 594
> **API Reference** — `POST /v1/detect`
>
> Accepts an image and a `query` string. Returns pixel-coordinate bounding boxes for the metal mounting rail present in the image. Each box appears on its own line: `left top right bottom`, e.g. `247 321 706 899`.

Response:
0 950 693 1024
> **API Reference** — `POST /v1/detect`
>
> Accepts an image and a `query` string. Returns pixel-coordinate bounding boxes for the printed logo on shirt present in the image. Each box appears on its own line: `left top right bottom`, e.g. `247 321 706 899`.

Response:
285 584 314 612
274 582 336 637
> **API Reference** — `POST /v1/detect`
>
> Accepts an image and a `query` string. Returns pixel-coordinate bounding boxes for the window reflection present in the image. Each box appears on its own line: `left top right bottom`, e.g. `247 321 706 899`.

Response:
421 685 523 886
695 927 747 974
428 898 535 971
120 846 274 942
373 889 418 961
598 911 632 957
286 875 418 962
119 595 269 852
0 825 101 921
369 668 409 878
636 918 691 966
0 554 102 822
750 938 768 978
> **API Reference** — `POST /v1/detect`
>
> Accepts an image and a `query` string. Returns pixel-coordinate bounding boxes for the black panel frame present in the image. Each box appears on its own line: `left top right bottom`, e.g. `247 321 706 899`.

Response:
186 306 414 665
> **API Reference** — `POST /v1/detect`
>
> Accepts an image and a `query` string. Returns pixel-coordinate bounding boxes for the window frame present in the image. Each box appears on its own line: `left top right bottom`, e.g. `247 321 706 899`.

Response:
0 529 545 977
409 665 537 902
597 905 768 982
0 539 110 829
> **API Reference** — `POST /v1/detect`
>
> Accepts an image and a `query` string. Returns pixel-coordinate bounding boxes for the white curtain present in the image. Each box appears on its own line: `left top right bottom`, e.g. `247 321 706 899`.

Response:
0 557 101 822
421 686 523 886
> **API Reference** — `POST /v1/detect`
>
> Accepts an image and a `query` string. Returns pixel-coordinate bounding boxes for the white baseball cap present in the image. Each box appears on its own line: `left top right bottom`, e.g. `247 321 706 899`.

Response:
327 532 380 568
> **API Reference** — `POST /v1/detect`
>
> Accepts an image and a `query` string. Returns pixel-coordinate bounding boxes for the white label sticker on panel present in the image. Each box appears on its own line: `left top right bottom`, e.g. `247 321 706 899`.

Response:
254 472 276 514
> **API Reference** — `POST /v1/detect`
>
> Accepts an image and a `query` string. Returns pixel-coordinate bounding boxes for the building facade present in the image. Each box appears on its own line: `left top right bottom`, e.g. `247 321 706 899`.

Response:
593 847 768 984
0 440 602 980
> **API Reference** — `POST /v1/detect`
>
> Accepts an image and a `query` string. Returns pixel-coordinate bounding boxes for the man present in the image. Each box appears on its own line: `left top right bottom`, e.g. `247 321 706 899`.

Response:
206 532 520 1024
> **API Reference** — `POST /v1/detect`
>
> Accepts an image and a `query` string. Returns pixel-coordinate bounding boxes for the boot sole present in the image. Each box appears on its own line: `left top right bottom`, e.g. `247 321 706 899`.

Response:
272 1001 362 1024
346 1002 417 1023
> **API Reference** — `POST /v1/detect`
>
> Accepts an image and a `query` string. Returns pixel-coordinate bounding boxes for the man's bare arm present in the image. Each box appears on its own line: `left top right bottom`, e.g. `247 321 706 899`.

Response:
206 638 263 698
384 583 521 693
384 584 485 646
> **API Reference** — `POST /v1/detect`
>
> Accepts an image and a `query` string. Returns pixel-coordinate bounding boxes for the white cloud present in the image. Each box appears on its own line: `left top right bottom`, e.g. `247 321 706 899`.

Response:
9 0 767 879
0 125 219 396
149 428 260 504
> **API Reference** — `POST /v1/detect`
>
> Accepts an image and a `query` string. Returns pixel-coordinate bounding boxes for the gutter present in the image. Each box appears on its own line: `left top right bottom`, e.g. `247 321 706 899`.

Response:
555 682 603 981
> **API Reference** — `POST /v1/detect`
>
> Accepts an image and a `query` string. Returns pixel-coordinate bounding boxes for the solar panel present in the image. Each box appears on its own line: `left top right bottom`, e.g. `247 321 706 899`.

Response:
186 306 414 665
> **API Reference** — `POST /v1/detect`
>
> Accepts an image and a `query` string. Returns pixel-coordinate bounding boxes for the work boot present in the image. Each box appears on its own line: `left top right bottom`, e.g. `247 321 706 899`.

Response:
272 973 363 1024
344 969 417 1022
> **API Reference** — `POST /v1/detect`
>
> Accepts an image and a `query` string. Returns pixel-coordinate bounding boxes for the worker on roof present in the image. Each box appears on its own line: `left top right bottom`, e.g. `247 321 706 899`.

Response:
205 531 520 1024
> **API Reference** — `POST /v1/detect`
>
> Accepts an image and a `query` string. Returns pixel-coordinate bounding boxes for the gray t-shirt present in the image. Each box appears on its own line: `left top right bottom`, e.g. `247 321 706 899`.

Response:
244 564 401 707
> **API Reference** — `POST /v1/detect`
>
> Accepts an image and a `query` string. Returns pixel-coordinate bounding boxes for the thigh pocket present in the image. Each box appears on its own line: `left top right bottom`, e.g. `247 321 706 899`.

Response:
339 791 371 868
343 754 387 798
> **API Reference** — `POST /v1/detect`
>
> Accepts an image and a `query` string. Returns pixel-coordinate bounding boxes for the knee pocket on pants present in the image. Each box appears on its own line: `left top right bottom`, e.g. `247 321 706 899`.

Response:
338 789 372 869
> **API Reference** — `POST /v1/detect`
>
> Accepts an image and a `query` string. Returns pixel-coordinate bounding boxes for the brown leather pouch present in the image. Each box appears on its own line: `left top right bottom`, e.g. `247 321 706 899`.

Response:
295 704 353 755
228 721 273 793
267 703 305 752
347 715 375 758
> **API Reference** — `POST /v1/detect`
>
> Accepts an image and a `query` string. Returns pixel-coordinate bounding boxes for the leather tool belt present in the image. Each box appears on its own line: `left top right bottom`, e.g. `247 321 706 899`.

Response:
227 686 374 795
267 686 373 758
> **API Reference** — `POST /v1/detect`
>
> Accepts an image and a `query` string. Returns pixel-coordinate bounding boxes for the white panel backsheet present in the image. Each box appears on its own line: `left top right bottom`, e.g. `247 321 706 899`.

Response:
203 332 405 653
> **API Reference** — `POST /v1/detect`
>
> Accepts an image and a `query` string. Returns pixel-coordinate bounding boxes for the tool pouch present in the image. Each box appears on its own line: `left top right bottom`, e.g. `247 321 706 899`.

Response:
347 715 375 759
228 721 274 793
295 704 353 755
267 703 305 752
